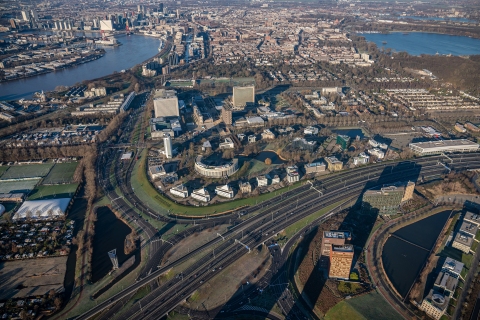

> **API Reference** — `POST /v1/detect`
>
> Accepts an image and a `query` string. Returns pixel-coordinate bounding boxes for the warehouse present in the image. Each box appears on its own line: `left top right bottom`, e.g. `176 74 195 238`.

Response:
409 139 479 156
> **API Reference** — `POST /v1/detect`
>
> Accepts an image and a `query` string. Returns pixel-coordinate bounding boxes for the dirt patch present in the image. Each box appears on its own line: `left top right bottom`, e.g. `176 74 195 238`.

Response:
0 256 67 300
184 245 271 310
161 225 229 266
417 172 479 200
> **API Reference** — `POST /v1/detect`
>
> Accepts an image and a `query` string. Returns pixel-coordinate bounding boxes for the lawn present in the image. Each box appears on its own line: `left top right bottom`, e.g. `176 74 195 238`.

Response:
0 166 9 178
42 162 78 185
0 178 41 194
345 292 403 320
1 163 53 180
27 183 79 200
438 246 474 269
130 150 305 217
325 301 365 320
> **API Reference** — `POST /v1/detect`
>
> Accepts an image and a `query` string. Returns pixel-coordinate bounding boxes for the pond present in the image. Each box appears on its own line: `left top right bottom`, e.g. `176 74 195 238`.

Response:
332 128 365 139
91 206 134 283
381 210 452 298
254 151 285 165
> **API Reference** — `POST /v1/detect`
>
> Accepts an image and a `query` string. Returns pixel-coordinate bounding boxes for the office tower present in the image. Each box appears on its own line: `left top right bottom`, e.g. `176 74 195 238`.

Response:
329 244 354 280
21 10 30 21
164 133 173 159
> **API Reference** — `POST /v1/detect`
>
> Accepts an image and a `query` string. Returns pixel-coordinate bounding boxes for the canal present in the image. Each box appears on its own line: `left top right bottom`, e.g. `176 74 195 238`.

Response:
91 206 135 283
381 210 452 298
0 33 159 100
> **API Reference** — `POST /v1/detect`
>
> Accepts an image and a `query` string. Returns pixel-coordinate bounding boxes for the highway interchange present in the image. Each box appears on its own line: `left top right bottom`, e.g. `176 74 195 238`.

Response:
77 96 480 320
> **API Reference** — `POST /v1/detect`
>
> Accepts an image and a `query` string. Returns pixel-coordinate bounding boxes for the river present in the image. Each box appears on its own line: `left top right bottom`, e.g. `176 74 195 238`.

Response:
381 210 452 298
363 32 480 56
0 33 159 100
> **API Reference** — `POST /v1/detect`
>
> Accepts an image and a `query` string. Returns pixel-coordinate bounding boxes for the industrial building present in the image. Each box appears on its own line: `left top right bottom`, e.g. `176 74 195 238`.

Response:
409 139 479 156
325 156 343 172
329 244 354 280
153 89 180 118
170 184 189 198
13 198 71 221
194 156 239 178
232 86 255 109
304 162 326 174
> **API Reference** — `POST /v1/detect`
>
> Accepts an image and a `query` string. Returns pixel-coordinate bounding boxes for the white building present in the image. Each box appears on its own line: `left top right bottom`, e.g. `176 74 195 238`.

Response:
304 126 319 135
219 138 234 149
163 133 173 159
153 89 180 118
192 188 210 202
149 165 166 179
368 148 385 159
409 139 479 156
100 20 114 31
13 198 71 221
286 166 300 183
353 152 370 165
233 86 255 109
170 184 189 198
215 184 234 198
420 290 449 320
257 176 268 187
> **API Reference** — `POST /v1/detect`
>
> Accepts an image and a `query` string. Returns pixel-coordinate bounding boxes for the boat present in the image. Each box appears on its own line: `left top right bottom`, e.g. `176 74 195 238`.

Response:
382 41 387 44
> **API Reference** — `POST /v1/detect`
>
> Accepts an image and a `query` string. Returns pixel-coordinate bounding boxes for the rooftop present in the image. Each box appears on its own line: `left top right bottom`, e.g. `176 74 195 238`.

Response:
324 230 350 239
409 139 479 150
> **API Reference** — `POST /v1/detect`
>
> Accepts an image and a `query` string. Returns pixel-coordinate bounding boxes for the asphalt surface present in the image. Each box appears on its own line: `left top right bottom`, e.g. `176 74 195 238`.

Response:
76 152 480 320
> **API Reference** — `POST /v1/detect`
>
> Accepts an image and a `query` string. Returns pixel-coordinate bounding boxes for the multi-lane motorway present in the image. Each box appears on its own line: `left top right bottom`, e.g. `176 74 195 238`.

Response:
78 149 480 320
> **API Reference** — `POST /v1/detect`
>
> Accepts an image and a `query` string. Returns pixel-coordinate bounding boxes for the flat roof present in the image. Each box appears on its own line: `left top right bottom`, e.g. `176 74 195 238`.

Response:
443 257 464 275
324 231 350 239
409 139 479 150
460 221 478 236
332 244 354 252
465 211 480 225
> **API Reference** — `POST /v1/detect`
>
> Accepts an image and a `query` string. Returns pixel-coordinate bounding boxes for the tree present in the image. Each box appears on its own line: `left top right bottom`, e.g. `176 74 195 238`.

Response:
264 158 272 165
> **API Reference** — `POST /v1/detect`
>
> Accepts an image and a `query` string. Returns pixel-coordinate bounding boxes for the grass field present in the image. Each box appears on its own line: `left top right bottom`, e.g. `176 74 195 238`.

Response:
343 292 403 320
0 166 9 178
130 150 305 217
325 301 365 320
0 178 40 194
42 162 78 185
27 183 79 200
1 163 53 180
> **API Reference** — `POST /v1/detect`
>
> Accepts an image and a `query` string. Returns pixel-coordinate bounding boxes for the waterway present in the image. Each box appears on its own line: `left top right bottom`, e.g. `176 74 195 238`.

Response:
399 16 476 23
0 33 159 100
332 128 365 139
381 210 451 298
91 206 134 283
363 32 480 56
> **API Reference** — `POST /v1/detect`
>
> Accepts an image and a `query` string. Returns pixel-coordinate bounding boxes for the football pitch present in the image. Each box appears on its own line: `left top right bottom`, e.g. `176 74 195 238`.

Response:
42 162 78 185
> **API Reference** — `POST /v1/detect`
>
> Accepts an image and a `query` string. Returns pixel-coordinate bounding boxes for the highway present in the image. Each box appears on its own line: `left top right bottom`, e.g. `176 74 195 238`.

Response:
77 152 480 319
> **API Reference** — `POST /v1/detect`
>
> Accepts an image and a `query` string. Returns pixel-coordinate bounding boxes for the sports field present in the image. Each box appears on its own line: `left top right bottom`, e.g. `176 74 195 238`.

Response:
0 166 9 178
27 183 79 200
325 292 403 320
42 162 78 185
1 163 53 180
0 178 41 194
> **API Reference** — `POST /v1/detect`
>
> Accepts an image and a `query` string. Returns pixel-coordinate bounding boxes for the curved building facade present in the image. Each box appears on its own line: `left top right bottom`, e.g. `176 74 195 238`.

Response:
194 156 239 178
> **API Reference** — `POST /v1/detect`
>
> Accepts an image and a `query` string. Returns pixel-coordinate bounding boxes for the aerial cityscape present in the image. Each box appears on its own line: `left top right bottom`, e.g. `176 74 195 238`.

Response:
1 0 480 319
